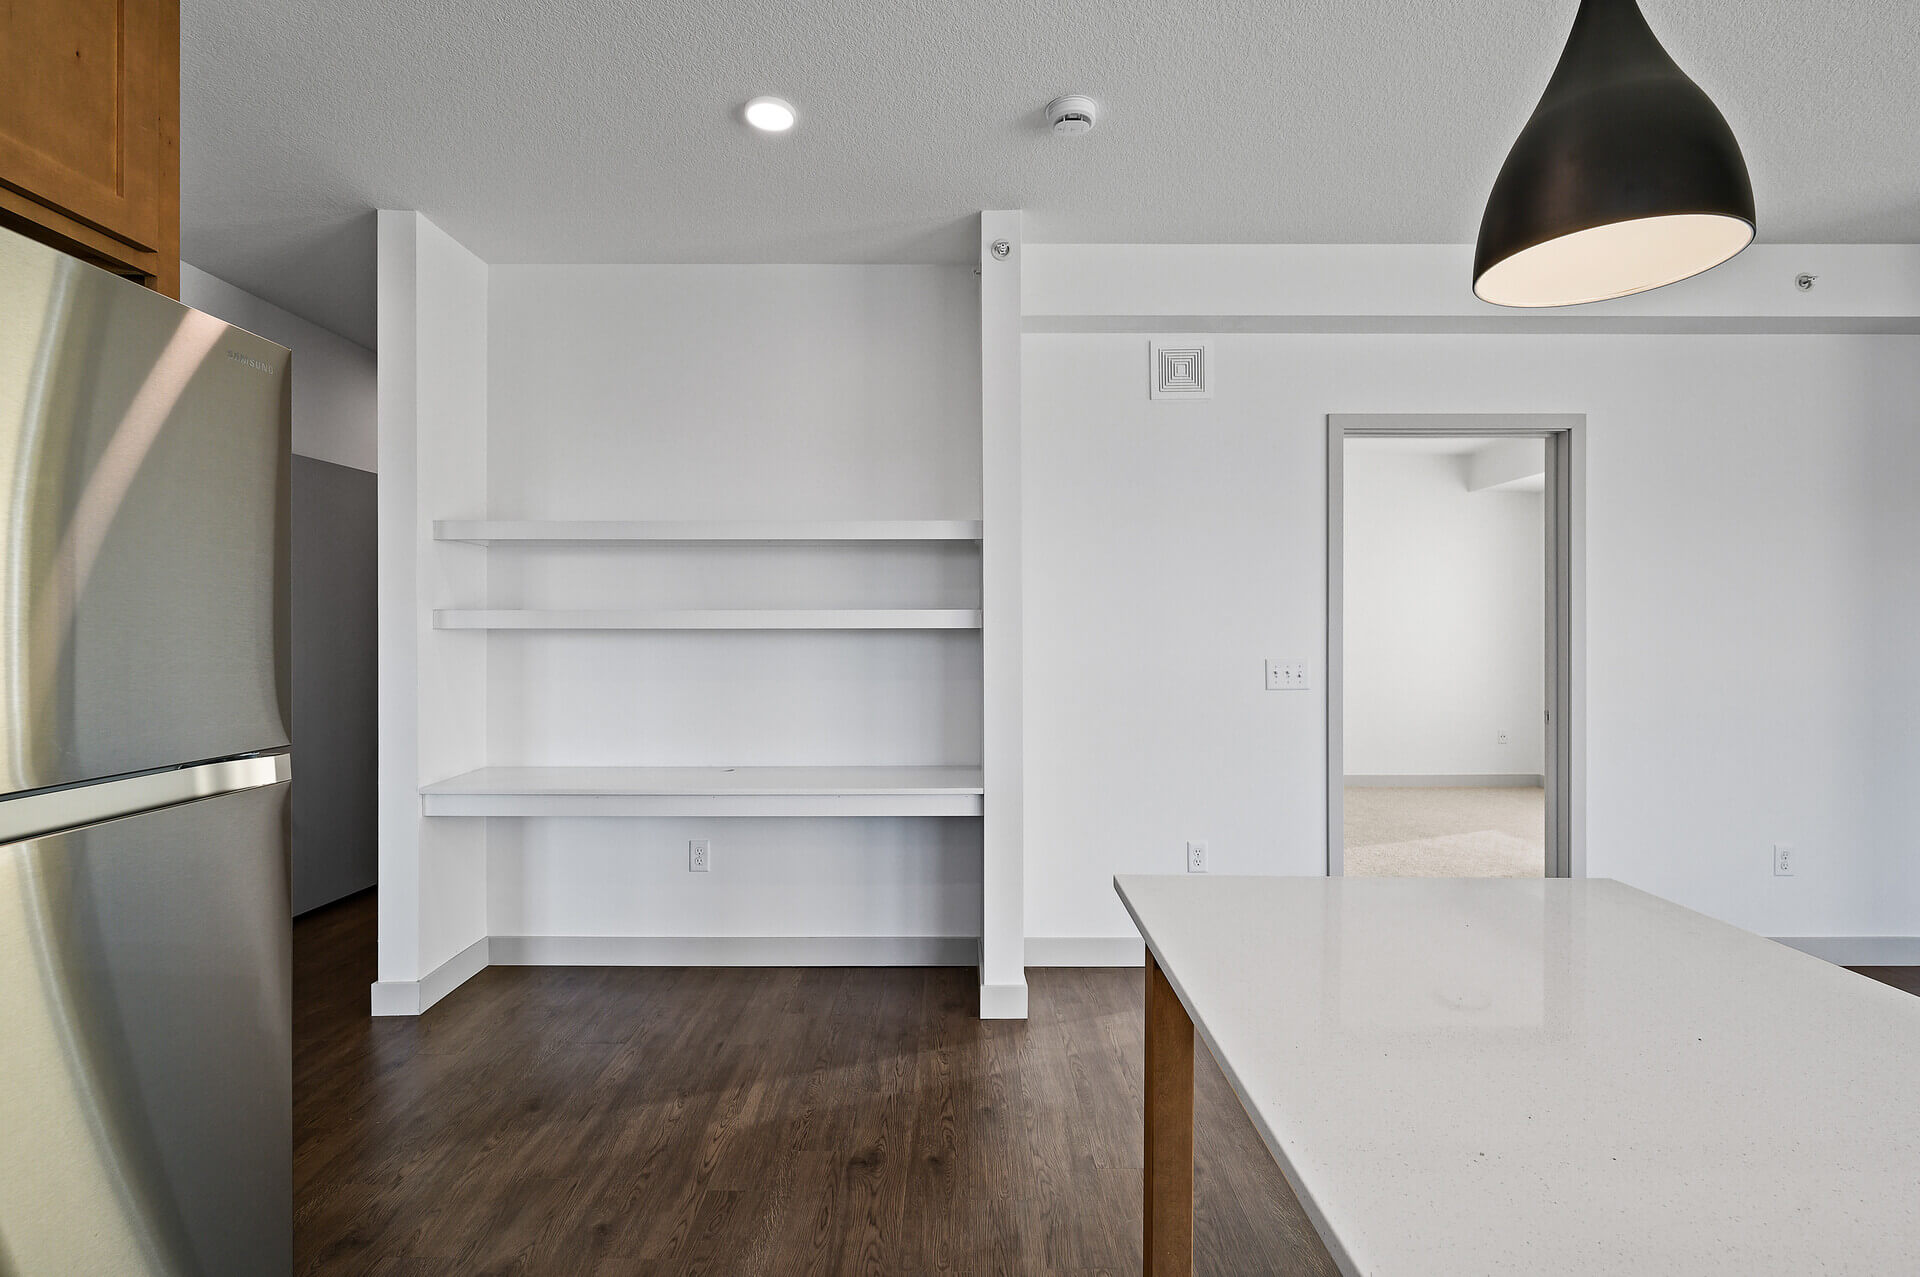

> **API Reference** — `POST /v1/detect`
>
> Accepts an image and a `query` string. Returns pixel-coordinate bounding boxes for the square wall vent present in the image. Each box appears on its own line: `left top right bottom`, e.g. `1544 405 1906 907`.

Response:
1149 338 1213 400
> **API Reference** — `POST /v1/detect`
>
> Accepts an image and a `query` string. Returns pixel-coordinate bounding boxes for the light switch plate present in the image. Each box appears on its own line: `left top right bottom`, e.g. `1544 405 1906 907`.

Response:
1265 659 1310 691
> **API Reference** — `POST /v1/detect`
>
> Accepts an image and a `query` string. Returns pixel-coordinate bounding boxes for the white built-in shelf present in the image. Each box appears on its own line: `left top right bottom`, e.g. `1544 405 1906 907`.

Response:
433 608 981 630
420 766 985 817
434 519 983 544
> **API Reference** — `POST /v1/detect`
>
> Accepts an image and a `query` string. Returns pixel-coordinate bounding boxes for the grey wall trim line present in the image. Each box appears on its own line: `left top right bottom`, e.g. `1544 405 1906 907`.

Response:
292 454 378 915
490 935 980 967
1344 774 1546 789
1333 413 1586 436
1774 937 1920 966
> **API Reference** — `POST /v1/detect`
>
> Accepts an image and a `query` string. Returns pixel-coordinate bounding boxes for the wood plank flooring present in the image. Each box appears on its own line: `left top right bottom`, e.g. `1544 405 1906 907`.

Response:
295 893 1338 1275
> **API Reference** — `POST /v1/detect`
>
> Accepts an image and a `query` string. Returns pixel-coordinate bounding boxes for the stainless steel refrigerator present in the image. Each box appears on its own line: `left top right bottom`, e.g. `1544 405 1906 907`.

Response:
0 227 292 1275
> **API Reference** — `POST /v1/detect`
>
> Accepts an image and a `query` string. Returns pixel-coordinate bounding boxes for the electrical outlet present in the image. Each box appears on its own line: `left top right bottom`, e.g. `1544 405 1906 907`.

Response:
1773 843 1794 877
689 838 711 872
1264 659 1310 691
1186 840 1208 873
1497 730 1510 745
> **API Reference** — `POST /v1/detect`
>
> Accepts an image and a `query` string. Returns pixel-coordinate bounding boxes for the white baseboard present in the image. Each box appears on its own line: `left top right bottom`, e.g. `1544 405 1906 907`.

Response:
1345 774 1545 788
1026 936 1144 967
488 934 978 966
368 982 418 1016
364 932 1913 1020
1773 936 1920 966
979 979 1029 1019
369 934 491 1017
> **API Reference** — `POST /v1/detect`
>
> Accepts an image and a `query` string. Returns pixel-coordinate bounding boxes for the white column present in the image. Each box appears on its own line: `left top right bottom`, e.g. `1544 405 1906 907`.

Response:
978 211 1028 1018
372 210 492 1016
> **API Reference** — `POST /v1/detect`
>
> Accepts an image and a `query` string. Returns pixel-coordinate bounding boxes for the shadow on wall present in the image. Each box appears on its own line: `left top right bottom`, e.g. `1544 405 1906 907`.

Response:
292 455 378 914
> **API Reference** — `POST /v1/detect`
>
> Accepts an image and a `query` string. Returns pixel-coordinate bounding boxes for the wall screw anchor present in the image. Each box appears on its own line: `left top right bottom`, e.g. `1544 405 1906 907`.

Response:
990 240 1012 260
1795 273 1817 291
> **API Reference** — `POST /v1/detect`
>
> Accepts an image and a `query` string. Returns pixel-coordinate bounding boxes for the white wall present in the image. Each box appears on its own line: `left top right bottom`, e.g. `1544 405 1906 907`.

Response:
179 264 376 472
1343 442 1545 778
1023 331 1920 946
372 231 1920 990
483 265 982 941
375 212 490 1009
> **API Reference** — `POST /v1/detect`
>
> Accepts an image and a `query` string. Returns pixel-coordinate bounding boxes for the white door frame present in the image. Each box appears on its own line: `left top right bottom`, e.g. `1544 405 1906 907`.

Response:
1326 413 1586 879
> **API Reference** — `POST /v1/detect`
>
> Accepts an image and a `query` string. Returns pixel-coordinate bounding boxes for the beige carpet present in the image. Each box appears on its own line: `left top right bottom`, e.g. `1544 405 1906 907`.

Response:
1344 786 1545 877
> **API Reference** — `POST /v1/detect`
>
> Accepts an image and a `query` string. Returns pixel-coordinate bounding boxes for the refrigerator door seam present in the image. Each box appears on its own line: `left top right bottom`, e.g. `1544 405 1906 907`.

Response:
0 753 292 845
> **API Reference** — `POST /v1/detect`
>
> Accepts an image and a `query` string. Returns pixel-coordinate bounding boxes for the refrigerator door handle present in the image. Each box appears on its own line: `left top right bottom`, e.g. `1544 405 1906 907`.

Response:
0 754 292 845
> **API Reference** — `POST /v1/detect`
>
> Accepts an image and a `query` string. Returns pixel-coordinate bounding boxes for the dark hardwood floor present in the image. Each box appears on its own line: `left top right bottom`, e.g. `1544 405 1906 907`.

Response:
295 893 1338 1275
1850 966 1920 999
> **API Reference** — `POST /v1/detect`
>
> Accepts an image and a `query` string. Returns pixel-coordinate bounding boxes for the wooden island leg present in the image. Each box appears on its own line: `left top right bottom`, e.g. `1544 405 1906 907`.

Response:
1144 952 1195 1276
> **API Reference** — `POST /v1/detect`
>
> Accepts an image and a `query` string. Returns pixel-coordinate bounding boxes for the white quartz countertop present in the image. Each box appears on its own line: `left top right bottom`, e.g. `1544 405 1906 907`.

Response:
1113 875 1920 1276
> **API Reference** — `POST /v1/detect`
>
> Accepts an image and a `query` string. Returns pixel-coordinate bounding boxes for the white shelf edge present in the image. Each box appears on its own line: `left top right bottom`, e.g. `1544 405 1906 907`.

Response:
433 608 982 630
422 765 986 796
434 519 983 544
419 765 985 818
423 793 984 817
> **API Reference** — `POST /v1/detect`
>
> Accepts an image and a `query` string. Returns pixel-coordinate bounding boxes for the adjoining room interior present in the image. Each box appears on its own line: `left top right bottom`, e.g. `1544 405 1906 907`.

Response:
4 1 1919 1274
1342 435 1548 877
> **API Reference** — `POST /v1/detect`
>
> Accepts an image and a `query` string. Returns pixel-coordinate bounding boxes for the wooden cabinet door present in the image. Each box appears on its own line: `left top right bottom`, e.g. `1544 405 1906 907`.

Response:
0 0 179 293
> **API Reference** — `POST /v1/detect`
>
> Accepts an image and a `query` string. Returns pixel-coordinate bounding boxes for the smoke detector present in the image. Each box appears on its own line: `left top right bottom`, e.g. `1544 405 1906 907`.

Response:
1046 95 1098 136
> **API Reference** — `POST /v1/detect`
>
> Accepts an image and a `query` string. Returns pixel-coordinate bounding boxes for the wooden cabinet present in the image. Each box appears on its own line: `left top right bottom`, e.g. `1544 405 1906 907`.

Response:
0 0 179 295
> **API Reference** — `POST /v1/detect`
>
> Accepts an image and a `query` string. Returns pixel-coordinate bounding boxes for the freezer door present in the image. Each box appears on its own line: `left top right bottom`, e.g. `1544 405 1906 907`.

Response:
0 779 291 1277
0 226 291 796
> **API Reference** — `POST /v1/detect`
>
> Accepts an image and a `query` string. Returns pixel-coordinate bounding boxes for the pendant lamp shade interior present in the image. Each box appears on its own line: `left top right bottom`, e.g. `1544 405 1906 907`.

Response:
1474 0 1755 307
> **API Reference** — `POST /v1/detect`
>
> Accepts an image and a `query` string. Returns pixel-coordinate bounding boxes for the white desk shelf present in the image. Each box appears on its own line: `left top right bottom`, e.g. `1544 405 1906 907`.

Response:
433 608 981 630
421 766 985 817
434 519 983 544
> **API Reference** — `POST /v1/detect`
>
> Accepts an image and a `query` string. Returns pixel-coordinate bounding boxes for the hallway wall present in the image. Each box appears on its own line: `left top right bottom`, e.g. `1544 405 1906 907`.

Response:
1343 440 1545 780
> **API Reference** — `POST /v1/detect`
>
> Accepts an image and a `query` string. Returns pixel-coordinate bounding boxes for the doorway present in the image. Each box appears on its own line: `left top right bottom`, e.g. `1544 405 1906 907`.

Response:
1326 415 1584 879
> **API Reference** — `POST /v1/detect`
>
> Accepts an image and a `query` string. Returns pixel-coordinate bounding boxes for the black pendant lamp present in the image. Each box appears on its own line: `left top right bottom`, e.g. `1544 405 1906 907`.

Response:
1474 0 1755 307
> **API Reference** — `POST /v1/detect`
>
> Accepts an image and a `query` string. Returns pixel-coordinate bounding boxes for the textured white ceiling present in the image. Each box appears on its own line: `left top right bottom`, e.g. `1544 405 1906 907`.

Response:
181 0 1920 347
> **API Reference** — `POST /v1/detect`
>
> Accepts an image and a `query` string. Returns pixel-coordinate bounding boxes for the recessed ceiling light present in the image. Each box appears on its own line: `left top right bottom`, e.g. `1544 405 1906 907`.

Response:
744 96 797 132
